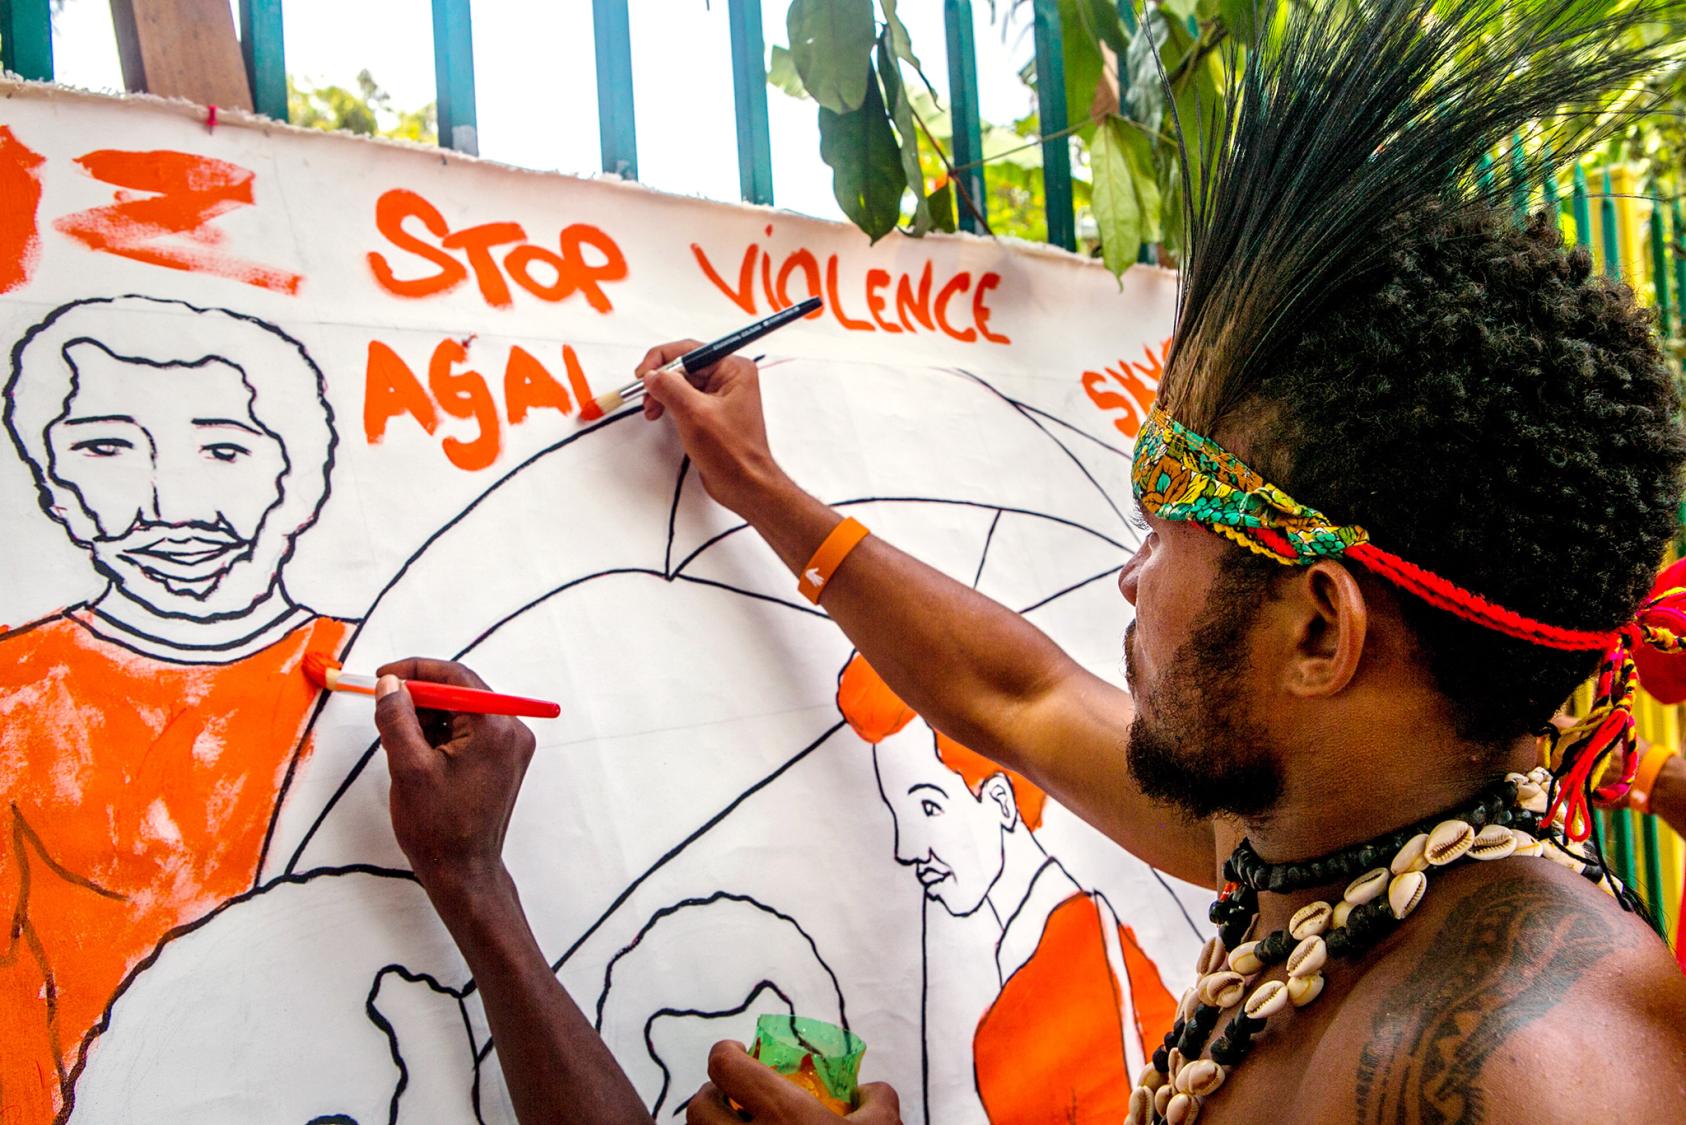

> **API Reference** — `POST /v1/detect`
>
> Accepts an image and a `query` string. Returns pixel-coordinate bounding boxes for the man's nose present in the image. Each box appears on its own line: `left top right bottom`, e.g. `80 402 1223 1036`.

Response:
891 820 927 866
146 458 212 525
146 476 200 524
1118 543 1146 606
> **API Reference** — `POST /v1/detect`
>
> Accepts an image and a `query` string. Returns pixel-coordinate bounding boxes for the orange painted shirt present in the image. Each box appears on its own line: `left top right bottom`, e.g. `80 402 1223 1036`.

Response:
973 893 1177 1124
0 609 349 1123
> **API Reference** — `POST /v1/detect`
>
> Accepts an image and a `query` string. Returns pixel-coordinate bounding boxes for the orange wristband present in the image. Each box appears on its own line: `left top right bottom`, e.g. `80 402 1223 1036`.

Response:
798 517 870 604
1630 743 1675 815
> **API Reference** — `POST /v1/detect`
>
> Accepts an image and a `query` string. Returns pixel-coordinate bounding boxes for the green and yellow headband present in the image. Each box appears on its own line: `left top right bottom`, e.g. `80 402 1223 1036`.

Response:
1129 403 1686 841
1131 405 1368 565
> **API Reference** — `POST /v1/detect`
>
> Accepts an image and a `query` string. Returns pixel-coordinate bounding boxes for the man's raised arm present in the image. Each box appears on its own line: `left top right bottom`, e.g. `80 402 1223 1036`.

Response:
640 346 1217 887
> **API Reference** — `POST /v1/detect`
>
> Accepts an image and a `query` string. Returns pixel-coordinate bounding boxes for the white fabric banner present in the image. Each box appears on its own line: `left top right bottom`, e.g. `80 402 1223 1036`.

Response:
0 81 1204 1124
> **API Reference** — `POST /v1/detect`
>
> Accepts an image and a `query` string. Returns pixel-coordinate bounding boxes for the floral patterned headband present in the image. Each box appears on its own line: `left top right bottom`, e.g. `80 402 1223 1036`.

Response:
1131 404 1686 841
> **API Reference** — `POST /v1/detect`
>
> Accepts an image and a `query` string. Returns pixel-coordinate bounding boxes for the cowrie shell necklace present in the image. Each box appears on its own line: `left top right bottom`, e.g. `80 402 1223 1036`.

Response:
1126 771 1624 1125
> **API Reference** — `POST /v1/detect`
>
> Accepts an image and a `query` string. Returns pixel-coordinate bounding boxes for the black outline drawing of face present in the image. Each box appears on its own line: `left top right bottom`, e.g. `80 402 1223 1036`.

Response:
871 718 1014 918
45 345 291 603
5 296 337 623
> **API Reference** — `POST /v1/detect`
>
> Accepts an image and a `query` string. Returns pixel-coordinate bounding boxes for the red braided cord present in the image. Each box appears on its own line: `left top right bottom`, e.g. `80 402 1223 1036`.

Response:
1542 708 1632 842
1346 542 1618 652
1253 526 1298 561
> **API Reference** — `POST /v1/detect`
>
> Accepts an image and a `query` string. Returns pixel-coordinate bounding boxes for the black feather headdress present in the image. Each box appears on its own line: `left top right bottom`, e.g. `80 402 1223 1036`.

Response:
1157 0 1685 436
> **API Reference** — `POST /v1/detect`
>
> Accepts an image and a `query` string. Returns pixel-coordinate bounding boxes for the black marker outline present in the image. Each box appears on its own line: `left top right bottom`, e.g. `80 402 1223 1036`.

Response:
594 890 848 1117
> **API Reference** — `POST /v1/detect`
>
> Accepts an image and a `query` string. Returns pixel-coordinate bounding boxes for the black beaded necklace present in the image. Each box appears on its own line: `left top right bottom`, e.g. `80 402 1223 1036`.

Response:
1208 778 1532 948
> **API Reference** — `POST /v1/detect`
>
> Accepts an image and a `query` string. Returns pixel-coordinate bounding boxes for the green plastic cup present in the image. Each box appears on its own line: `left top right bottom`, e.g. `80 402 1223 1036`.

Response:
750 1014 867 1115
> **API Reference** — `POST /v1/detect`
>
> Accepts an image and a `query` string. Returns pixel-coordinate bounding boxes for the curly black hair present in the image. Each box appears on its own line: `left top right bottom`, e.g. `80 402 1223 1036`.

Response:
1238 202 1686 744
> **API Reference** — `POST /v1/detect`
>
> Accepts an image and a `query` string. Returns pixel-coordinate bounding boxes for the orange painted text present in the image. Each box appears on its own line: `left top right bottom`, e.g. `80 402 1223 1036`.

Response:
367 188 628 312
692 226 1011 344
364 336 602 471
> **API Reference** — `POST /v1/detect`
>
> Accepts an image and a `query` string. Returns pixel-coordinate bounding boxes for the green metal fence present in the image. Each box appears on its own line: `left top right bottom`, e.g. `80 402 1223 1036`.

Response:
0 0 1107 245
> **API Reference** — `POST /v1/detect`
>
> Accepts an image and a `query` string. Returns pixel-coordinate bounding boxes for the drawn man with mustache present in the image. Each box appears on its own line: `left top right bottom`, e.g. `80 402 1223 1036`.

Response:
0 295 350 1124
837 653 1177 1122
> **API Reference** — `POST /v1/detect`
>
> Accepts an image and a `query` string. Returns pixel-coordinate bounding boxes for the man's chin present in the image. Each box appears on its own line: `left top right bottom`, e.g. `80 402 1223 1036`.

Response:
924 886 981 917
1126 716 1282 821
134 569 224 598
103 564 277 622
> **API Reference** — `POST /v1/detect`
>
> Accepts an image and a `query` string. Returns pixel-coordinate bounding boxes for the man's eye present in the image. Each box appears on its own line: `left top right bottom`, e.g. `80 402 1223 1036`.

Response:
921 800 943 817
203 443 250 463
70 438 133 458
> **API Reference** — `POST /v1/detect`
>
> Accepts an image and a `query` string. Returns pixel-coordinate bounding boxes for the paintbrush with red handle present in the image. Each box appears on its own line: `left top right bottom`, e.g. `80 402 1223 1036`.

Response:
303 652 561 719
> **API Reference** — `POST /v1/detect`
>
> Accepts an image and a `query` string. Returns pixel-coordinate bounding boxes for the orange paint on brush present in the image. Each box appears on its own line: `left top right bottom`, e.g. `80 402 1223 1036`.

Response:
300 651 374 695
303 652 560 719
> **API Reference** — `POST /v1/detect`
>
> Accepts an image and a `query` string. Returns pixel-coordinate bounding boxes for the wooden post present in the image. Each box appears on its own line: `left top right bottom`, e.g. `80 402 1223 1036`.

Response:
109 0 254 110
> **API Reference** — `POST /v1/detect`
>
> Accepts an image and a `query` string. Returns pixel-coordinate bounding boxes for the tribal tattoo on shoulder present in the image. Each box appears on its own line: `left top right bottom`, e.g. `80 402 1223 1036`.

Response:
1353 874 1624 1124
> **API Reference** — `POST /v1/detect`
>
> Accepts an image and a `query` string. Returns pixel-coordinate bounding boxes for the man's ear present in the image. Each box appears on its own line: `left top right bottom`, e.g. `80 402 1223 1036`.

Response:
1282 559 1367 698
981 774 1020 830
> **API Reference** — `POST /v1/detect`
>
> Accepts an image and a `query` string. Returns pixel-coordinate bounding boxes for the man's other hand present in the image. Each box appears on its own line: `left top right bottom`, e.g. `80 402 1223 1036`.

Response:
685 1041 900 1124
373 657 536 896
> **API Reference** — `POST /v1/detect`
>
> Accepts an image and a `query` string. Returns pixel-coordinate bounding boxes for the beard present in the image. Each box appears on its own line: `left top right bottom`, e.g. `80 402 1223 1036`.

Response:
1125 557 1285 819
89 516 292 620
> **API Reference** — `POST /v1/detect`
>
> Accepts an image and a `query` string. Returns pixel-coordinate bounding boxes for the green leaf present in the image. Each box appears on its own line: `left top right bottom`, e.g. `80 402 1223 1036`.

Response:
1091 116 1143 278
788 0 875 114
1057 0 1108 142
1160 8 1198 67
1118 120 1163 244
1123 13 1168 138
879 0 922 71
1218 0 1259 41
1160 0 1200 21
1171 45 1225 204
767 45 809 99
878 34 933 235
819 69 906 242
928 180 958 233
1081 0 1130 57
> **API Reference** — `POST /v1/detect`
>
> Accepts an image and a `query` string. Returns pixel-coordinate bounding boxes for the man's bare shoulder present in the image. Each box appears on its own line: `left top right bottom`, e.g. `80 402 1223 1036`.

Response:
1296 859 1686 1123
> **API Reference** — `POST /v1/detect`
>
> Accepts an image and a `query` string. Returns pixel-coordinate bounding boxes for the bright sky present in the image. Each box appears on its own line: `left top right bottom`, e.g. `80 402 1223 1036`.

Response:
49 0 1039 225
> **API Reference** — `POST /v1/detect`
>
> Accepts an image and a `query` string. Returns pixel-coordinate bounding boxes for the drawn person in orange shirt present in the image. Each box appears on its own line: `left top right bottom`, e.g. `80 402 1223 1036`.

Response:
0 295 352 1122
837 653 1176 1124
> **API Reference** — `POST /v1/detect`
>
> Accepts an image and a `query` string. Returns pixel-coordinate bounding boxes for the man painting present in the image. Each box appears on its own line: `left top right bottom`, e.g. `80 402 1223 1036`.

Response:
0 295 349 1122
838 653 1175 1121
248 0 1686 1121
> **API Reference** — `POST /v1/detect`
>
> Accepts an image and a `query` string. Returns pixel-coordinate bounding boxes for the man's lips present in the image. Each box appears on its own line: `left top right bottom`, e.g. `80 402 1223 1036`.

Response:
128 536 239 563
916 865 951 888
118 533 247 579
